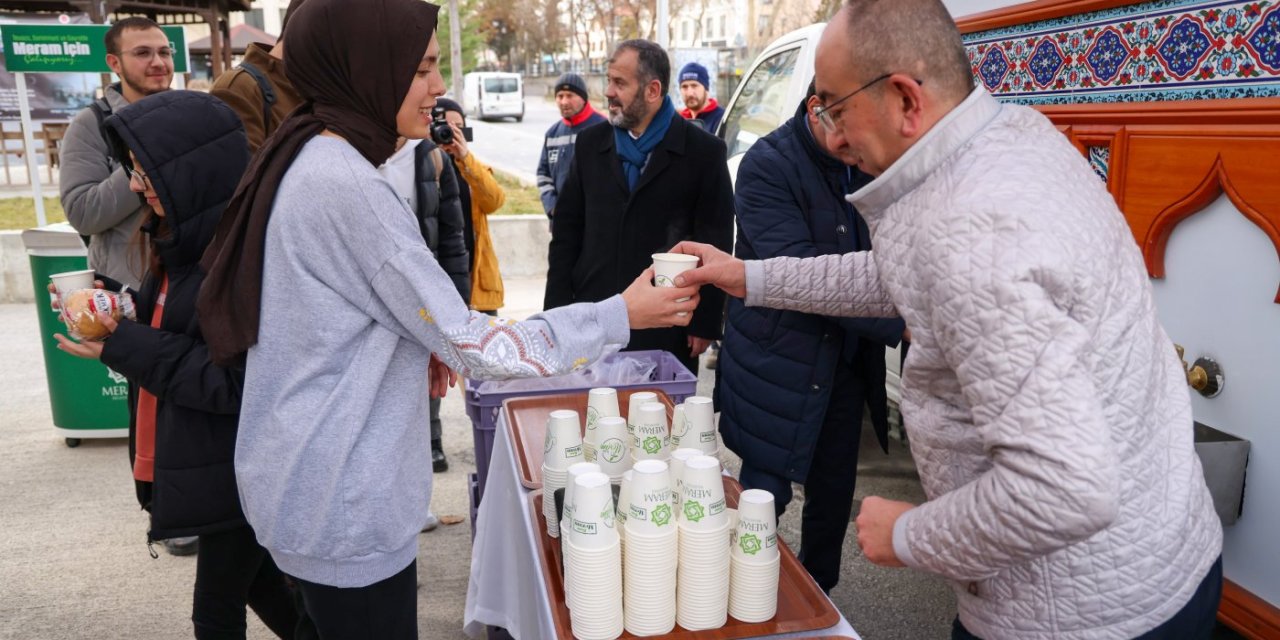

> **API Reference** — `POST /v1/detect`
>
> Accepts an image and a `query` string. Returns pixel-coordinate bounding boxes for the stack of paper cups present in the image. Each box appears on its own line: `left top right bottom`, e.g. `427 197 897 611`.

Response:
631 402 670 462
565 471 624 640
668 448 702 513
561 462 602 605
675 456 731 630
669 403 688 448
584 388 619 462
623 459 677 636
542 410 585 538
682 396 719 454
593 416 632 482
625 391 657 441
729 489 781 623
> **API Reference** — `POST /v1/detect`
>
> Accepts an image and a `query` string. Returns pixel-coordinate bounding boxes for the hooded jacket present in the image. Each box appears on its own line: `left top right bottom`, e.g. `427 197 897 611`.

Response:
98 91 251 541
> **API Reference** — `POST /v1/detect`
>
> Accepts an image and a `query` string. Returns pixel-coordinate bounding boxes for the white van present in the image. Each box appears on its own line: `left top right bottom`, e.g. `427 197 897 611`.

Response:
463 72 525 122
719 23 905 406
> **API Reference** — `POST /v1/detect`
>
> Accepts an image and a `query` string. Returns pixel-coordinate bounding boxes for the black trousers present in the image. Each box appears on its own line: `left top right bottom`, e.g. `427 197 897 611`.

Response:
192 525 298 640
951 556 1223 640
293 559 418 640
738 364 863 593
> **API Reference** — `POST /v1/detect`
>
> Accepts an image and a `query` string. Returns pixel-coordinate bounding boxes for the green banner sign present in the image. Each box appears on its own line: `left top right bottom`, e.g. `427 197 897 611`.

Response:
1 24 188 74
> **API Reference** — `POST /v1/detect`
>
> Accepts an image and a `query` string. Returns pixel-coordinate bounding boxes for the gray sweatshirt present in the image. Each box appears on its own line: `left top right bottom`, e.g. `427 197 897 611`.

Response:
236 136 630 588
59 85 149 289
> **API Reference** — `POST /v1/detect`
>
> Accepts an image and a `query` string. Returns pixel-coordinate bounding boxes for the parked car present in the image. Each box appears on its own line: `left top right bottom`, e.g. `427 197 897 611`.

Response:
718 23 905 406
463 72 525 122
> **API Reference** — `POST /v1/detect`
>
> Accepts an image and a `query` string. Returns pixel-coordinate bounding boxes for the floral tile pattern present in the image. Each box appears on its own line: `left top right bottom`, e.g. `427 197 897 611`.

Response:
1088 146 1112 182
963 0 1280 104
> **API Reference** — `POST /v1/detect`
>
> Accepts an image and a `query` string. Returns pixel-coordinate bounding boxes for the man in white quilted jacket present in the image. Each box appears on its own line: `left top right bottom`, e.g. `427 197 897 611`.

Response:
674 1 1223 638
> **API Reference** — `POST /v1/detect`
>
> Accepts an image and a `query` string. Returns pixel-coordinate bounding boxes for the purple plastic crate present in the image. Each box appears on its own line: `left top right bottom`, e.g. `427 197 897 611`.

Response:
466 350 697 501
468 472 480 541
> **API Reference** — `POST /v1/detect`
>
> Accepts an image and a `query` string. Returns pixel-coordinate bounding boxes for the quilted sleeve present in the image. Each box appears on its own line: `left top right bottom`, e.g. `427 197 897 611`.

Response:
749 252 897 318
892 211 1119 582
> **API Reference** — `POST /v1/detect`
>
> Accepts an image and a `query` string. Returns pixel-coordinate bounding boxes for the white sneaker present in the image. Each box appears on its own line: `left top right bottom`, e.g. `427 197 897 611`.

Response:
422 511 440 532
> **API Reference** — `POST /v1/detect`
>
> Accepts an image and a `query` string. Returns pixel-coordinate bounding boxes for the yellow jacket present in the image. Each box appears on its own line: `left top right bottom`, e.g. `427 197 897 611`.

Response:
455 152 505 311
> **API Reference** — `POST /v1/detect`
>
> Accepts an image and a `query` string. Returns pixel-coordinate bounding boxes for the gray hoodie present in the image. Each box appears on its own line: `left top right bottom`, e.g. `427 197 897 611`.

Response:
59 85 151 289
236 136 630 588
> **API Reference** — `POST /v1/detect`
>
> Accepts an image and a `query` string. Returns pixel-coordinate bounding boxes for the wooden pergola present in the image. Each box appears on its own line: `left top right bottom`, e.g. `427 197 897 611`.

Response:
3 0 251 77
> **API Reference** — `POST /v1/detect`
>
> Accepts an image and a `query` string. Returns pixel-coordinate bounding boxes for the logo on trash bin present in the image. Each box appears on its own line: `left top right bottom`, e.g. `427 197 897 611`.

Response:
652 503 672 527
739 533 763 555
642 436 662 455
599 438 625 463
106 368 126 385
683 499 705 522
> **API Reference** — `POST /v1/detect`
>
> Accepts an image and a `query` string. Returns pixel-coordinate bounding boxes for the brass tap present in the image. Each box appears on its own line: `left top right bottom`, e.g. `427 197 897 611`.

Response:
1174 344 1224 398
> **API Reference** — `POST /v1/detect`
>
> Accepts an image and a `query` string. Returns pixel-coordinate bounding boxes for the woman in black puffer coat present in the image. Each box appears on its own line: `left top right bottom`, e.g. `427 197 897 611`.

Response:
54 90 298 639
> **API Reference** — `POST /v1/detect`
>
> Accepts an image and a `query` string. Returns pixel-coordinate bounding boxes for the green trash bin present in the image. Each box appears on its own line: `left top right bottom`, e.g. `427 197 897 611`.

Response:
22 224 129 447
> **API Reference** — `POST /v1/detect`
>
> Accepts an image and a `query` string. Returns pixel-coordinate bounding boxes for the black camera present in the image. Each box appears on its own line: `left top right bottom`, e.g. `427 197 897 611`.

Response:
429 105 473 145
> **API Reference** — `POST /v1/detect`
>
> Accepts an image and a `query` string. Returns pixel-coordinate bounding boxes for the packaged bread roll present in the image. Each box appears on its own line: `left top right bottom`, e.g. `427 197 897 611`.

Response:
60 289 136 341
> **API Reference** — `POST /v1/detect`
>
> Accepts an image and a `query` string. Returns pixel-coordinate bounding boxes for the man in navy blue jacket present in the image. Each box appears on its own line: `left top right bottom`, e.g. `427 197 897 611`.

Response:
537 73 605 228
716 84 904 593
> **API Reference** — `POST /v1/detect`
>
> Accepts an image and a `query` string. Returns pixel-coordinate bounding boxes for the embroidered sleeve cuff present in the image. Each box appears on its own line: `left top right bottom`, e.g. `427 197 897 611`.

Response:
744 260 765 308
598 295 632 347
892 507 921 569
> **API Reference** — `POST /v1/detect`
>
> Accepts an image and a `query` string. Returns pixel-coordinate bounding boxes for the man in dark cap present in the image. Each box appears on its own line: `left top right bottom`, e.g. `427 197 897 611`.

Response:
677 61 724 134
536 72 605 227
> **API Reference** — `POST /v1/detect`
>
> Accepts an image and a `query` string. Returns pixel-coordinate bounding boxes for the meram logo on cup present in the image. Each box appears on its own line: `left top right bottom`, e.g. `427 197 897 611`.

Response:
642 436 663 455
683 499 706 522
544 434 556 454
573 519 597 535
565 444 583 458
599 438 625 463
766 533 777 548
601 506 616 528
655 275 675 287
709 498 725 516
700 432 716 443
651 503 673 527
586 406 600 430
739 533 763 555
630 504 647 520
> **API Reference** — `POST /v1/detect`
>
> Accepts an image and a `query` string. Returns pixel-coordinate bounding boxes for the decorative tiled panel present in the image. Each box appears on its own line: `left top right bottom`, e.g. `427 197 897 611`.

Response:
963 0 1280 104
1088 146 1112 181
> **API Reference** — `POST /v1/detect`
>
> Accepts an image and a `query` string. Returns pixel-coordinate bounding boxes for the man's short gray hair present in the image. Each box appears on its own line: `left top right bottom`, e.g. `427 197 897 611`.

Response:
611 39 671 96
841 0 974 102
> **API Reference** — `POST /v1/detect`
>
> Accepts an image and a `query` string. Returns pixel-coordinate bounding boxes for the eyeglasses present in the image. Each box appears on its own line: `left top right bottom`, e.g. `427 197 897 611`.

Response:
126 165 151 190
811 74 922 133
123 46 174 61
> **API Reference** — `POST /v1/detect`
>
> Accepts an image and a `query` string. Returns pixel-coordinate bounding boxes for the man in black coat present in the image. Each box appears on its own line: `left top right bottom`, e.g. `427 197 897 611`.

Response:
545 40 734 373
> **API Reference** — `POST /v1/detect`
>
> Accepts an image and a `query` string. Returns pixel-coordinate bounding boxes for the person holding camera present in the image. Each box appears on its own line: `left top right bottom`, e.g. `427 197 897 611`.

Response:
432 98 506 317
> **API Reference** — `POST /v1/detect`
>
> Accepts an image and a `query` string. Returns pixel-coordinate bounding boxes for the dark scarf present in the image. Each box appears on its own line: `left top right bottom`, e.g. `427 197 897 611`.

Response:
197 0 439 366
613 96 676 191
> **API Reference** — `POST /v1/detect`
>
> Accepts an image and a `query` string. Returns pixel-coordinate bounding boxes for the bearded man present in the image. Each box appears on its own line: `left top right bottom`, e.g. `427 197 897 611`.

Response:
544 40 734 373
61 17 174 290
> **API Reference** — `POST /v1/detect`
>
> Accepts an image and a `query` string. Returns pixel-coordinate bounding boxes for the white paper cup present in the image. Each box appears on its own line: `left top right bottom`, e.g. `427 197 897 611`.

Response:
729 553 781 622
682 396 717 454
544 410 585 471
584 388 620 461
49 269 95 296
733 489 779 562
625 459 676 535
565 536 624 639
631 401 669 461
679 456 727 531
668 448 701 512
593 416 631 480
616 469 634 531
625 391 657 440
561 462 602 530
669 404 688 448
569 471 619 549
623 525 677 637
652 252 699 318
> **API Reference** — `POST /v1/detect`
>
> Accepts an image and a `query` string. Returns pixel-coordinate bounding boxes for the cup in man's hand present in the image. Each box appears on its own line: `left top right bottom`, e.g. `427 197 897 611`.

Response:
652 253 699 316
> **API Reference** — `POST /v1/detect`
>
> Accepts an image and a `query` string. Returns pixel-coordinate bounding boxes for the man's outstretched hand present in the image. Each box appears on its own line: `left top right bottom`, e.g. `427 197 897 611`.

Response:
669 241 747 299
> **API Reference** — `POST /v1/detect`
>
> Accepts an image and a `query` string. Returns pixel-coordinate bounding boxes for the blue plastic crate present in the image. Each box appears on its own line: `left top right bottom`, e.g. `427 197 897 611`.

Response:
466 350 697 501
